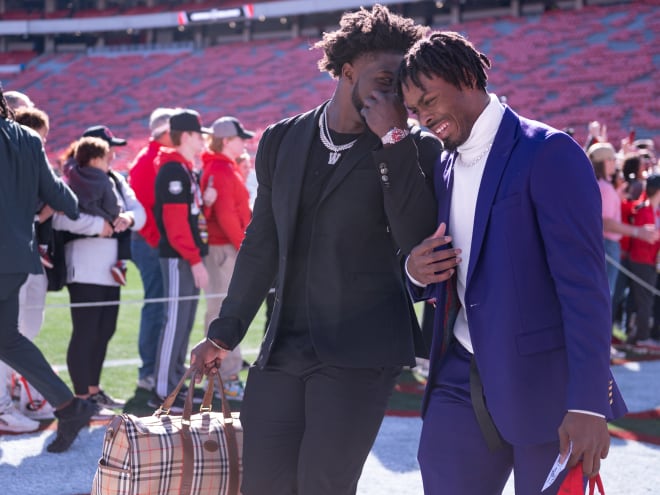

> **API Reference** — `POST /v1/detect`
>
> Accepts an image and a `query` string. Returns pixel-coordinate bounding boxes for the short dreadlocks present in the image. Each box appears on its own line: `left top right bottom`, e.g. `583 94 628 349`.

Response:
398 31 491 93
314 4 427 79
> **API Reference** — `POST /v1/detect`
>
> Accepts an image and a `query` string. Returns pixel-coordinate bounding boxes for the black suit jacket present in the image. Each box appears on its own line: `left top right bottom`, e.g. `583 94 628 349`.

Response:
208 103 441 368
0 118 78 276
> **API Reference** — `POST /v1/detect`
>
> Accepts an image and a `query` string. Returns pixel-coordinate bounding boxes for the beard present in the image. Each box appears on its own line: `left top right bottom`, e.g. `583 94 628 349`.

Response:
351 85 367 124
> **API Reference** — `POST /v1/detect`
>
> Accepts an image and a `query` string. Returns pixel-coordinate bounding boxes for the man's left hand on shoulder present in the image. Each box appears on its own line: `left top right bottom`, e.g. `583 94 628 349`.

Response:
558 411 610 479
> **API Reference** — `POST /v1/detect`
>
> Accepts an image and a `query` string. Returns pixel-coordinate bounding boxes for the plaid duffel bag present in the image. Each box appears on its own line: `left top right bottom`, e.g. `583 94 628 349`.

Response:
92 370 242 495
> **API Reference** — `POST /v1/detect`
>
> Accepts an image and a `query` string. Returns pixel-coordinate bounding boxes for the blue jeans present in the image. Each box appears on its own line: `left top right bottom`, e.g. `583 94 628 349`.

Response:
131 233 166 380
603 238 621 297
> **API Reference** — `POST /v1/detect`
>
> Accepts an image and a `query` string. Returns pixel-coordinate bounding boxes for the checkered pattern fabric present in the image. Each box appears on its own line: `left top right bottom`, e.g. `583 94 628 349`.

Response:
91 410 242 495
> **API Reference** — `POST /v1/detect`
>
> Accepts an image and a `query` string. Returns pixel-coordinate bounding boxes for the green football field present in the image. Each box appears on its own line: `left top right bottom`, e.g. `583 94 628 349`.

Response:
34 261 268 402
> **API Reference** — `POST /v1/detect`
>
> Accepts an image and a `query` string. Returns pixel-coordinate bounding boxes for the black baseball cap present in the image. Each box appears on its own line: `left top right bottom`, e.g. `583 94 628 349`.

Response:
169 109 212 134
82 125 127 146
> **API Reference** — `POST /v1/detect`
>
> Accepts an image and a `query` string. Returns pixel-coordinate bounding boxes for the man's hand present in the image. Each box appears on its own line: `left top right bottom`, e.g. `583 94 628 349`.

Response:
407 223 462 285
191 261 209 290
558 411 610 479
190 338 227 377
360 90 408 139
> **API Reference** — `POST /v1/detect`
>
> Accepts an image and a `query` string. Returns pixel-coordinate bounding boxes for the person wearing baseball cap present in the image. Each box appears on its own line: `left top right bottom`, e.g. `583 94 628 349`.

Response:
151 108 210 410
198 115 255 401
82 125 127 147
168 109 212 135
127 107 176 393
211 116 255 140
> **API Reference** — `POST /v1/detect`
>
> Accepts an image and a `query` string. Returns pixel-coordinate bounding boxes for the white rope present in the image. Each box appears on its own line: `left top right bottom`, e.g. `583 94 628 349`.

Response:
605 254 660 297
27 291 228 310
28 255 656 311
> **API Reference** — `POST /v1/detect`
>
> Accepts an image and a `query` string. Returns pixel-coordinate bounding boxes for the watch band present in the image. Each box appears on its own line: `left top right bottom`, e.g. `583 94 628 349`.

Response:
381 127 410 145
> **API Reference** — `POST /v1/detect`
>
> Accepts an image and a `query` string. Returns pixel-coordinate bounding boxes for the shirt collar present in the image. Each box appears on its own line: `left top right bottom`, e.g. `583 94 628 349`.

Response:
456 93 505 161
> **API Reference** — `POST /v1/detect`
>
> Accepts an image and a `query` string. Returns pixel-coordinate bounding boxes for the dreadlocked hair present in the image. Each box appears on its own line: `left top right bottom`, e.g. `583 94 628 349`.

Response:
0 83 15 120
398 31 491 93
313 4 427 78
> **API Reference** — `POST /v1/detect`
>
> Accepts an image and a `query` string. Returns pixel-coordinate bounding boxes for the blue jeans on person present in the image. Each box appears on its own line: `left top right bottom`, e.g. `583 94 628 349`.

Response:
131 233 166 380
603 238 621 297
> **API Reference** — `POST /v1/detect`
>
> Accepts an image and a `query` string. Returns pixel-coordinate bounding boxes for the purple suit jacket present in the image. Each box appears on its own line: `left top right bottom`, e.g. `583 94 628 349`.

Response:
418 107 627 446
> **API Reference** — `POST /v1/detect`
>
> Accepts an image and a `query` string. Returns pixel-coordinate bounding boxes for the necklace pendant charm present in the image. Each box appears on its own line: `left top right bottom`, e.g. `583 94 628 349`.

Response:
328 151 341 165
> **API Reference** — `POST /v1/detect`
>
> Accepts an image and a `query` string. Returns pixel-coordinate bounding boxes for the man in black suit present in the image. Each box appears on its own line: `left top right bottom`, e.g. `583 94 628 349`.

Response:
190 5 454 494
0 85 97 452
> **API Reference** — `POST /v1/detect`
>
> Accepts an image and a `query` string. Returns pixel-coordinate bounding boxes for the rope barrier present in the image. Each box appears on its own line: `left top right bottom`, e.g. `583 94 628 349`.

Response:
25 254 657 311
27 291 228 310
605 254 660 297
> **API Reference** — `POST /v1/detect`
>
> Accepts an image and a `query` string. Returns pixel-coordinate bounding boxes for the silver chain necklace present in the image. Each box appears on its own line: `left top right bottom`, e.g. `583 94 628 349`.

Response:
457 143 493 168
319 105 358 165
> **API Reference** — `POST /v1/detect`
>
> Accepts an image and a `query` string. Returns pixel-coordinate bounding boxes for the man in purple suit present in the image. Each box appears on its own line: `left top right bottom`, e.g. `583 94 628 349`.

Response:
400 32 627 494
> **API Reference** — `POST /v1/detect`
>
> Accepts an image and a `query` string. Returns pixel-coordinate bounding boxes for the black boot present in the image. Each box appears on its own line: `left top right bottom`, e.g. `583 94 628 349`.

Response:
46 397 95 453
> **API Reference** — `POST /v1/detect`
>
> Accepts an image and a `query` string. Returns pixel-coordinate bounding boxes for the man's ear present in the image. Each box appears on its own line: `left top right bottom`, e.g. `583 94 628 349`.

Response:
341 62 355 84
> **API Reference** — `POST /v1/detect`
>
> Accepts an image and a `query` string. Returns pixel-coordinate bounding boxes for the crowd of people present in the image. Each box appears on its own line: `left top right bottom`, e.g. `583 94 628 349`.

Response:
0 3 655 494
0 90 257 437
584 123 660 352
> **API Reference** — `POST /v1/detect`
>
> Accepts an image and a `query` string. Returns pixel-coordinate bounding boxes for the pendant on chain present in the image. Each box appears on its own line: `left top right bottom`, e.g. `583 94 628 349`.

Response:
328 151 341 165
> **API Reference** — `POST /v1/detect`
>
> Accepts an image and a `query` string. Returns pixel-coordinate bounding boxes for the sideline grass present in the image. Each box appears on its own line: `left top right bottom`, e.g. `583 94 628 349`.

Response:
34 261 267 401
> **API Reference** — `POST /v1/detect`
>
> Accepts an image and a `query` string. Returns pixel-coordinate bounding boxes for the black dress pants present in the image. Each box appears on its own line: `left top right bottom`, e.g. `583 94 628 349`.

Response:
0 273 72 407
240 356 400 495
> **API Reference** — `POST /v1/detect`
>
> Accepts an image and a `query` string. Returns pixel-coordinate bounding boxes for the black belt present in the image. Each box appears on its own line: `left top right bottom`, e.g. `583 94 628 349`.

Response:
469 355 505 452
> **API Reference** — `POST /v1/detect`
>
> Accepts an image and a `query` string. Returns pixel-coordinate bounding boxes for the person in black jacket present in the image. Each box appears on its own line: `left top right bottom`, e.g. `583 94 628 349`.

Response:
190 6 455 495
0 85 96 452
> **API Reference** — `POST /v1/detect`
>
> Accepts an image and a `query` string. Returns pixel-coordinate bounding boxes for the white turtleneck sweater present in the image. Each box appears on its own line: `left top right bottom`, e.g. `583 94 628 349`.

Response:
449 93 505 353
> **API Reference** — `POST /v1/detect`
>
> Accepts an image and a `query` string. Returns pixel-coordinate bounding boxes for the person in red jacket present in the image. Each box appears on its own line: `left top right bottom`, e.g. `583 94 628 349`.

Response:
151 109 210 410
200 116 254 400
128 107 176 392
627 174 660 346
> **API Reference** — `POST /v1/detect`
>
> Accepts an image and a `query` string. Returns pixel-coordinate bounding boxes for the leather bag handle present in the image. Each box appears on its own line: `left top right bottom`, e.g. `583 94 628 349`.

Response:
155 369 240 495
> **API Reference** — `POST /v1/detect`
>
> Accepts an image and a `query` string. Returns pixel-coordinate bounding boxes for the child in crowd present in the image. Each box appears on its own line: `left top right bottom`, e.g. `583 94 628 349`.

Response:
67 137 131 285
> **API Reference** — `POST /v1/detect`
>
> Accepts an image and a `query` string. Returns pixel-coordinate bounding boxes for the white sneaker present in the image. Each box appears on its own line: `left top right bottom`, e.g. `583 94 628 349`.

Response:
91 405 117 421
21 400 55 420
0 405 40 433
19 378 55 420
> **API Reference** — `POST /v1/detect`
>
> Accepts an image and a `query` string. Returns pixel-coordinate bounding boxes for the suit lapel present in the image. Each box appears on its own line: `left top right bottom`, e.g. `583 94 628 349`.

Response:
275 105 323 246
320 132 380 203
466 107 520 287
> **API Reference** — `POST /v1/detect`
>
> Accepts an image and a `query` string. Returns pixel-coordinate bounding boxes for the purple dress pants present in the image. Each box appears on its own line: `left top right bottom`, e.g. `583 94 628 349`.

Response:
418 341 571 494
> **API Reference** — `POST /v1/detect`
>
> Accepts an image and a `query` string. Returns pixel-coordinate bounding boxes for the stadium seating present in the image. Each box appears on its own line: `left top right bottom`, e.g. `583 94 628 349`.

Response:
0 2 656 171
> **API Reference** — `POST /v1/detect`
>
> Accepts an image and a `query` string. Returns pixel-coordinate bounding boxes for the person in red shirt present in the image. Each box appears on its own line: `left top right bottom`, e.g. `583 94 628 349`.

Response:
151 109 210 410
128 107 176 392
200 116 254 400
627 174 660 345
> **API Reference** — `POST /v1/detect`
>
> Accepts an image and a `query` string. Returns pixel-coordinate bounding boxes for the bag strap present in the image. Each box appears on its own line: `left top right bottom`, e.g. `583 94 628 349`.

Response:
158 369 240 495
588 473 605 495
209 374 241 495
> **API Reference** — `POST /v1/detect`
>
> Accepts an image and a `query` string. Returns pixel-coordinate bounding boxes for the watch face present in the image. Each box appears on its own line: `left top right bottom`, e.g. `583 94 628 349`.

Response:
383 127 409 144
